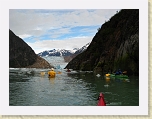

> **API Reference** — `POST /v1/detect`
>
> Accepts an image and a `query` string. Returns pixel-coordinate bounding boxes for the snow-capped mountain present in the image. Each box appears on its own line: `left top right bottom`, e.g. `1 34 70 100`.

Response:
63 42 90 62
38 42 90 57
74 42 90 55
38 49 75 57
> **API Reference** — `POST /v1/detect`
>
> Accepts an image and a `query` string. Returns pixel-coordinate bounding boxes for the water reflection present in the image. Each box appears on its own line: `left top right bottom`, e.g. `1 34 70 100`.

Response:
48 77 55 84
40 72 46 76
104 77 110 88
105 77 110 83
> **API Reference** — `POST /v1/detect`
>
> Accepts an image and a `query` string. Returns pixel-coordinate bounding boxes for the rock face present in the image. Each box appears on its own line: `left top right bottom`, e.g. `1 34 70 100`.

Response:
65 9 139 75
9 29 53 68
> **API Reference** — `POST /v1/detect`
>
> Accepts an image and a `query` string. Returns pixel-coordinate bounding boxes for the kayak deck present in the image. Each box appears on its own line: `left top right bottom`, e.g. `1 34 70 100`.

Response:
110 74 129 78
97 92 106 106
106 73 129 78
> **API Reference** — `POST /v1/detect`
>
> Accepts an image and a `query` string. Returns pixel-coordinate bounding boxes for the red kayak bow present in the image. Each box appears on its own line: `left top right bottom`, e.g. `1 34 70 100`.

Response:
97 92 106 106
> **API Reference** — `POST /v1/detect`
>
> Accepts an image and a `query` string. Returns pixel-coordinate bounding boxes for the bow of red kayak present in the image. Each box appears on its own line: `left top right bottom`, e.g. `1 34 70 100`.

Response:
97 92 106 106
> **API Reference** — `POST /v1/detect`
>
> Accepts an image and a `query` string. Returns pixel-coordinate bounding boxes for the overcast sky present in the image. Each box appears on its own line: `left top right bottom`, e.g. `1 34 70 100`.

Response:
9 9 120 54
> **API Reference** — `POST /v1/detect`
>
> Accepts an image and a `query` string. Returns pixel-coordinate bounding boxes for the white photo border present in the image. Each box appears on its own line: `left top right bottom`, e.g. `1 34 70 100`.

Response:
0 0 148 115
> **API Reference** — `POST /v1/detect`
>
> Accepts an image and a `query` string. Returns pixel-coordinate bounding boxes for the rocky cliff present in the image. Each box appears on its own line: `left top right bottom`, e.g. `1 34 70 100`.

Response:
65 9 139 75
9 29 53 68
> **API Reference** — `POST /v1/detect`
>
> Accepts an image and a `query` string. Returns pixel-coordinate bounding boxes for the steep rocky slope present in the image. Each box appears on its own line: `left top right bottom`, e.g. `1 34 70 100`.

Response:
9 29 53 68
65 9 139 75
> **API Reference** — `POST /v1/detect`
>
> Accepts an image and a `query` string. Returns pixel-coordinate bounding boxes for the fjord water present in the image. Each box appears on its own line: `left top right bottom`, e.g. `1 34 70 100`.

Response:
9 56 139 106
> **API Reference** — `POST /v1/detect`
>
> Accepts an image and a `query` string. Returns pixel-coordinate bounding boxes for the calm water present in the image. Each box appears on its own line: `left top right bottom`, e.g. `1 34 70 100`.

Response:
9 56 139 106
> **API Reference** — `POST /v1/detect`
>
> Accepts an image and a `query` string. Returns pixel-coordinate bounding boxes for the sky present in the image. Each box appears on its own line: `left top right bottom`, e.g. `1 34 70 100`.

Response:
9 9 120 54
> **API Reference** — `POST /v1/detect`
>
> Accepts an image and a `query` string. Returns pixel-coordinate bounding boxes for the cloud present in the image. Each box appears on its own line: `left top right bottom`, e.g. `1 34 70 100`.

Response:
47 27 72 39
19 34 32 39
27 36 93 54
9 9 120 53
9 9 119 36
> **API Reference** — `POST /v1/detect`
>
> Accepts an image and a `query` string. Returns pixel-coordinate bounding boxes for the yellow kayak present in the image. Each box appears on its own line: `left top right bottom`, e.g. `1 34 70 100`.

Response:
105 73 110 77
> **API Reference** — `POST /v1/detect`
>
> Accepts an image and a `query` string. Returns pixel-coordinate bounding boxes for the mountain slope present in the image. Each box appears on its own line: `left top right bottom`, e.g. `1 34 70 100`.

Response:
65 9 139 75
9 29 53 68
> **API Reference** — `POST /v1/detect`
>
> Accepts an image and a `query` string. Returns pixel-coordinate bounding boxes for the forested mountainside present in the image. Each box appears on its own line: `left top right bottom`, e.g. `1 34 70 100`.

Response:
9 29 53 68
65 9 139 75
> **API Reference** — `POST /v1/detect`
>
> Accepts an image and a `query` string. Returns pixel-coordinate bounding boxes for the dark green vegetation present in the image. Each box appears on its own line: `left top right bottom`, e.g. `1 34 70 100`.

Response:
9 29 52 68
65 9 139 75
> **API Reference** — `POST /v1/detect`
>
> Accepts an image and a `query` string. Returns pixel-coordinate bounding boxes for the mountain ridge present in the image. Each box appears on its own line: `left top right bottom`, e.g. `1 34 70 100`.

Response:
38 43 90 62
38 49 76 57
65 9 139 75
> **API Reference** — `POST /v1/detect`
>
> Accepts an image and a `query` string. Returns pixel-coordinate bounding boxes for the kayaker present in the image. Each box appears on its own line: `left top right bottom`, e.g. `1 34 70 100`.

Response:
123 71 127 75
115 69 122 75
48 68 56 78
66 69 71 72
